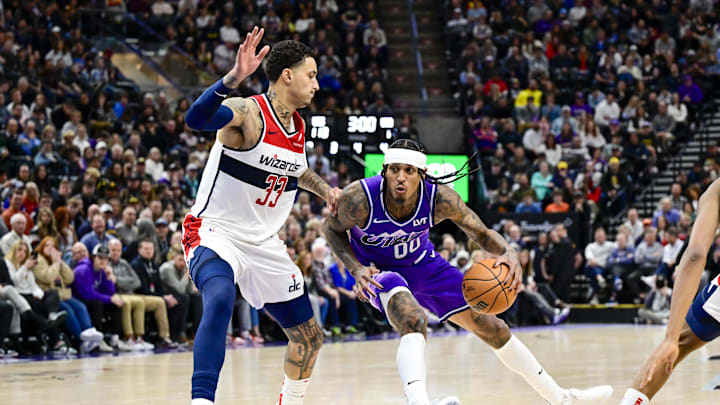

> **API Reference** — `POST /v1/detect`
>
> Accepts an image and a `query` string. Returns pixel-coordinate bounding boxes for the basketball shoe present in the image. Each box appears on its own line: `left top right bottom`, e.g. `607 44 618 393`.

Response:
546 385 613 405
430 396 461 405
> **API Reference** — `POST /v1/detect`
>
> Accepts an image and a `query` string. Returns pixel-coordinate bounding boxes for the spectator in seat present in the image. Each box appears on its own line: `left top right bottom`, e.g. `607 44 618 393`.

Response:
73 244 132 352
637 275 671 324
606 232 635 303
584 228 616 302
655 227 684 280
0 213 31 255
515 191 542 214
115 207 138 248
366 93 392 115
545 224 580 302
660 183 688 212
2 189 33 235
32 236 103 352
545 189 569 213
327 258 361 335
159 247 202 342
653 197 681 227
131 239 184 342
530 161 554 201
632 227 664 297
622 208 644 242
600 157 630 214
80 214 116 253
108 239 175 349
594 92 620 129
311 240 345 337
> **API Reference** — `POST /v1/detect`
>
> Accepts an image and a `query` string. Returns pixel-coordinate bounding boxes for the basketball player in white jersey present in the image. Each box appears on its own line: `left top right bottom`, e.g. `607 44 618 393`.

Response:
183 27 340 405
618 177 720 404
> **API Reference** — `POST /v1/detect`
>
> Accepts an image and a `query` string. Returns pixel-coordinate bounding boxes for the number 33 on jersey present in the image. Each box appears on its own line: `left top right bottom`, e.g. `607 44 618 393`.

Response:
188 94 308 244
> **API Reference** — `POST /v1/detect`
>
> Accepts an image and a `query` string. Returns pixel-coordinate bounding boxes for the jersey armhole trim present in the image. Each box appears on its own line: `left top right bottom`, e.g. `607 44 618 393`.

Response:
429 181 437 227
358 179 374 232
222 96 266 152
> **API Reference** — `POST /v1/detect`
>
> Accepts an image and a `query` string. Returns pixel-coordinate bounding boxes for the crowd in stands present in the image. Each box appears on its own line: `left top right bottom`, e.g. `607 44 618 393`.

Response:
0 0 400 358
446 0 719 218
1 0 720 359
442 0 720 321
128 0 393 116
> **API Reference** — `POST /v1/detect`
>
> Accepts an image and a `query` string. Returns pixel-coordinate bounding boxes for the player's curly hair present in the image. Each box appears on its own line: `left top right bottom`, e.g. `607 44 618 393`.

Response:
264 40 315 82
383 139 476 185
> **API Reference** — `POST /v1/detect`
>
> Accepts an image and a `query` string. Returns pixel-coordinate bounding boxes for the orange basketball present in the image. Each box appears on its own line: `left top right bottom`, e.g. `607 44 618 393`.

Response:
462 259 518 315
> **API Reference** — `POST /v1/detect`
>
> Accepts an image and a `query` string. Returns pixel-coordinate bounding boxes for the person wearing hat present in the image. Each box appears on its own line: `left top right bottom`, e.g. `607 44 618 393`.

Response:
490 190 516 213
599 157 630 214
72 243 133 351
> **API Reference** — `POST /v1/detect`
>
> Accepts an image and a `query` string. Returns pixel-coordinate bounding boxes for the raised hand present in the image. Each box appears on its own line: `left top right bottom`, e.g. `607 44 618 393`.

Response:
225 26 271 88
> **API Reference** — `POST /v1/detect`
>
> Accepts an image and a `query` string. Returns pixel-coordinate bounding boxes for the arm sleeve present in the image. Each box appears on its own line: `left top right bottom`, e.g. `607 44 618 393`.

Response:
185 79 235 131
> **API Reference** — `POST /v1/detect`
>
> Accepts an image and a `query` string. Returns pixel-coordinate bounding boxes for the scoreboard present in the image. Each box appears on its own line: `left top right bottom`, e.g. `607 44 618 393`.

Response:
304 113 397 155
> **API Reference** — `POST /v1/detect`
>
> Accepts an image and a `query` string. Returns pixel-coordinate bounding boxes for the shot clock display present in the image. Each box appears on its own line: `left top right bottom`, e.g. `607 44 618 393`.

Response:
305 114 396 155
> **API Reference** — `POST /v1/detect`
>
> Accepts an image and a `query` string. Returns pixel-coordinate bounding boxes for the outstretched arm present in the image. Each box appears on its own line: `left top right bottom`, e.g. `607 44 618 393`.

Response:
434 184 522 289
322 181 382 300
185 27 270 131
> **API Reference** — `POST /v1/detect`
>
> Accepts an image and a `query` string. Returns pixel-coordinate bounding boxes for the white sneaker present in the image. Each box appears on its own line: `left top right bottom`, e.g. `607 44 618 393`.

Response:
136 337 155 350
430 396 461 405
98 339 114 352
80 340 100 353
116 339 134 352
80 328 104 343
551 385 613 405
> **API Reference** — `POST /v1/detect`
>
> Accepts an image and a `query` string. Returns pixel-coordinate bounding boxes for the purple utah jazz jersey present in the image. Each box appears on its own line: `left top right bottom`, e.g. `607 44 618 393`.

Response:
349 175 438 269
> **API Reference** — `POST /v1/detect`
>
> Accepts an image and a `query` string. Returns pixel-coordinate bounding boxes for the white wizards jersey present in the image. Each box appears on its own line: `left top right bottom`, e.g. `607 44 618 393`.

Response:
185 94 308 247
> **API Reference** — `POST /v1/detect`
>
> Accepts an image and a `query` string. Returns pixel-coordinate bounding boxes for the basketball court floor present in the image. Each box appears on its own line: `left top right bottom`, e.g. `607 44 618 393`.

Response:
2 324 718 404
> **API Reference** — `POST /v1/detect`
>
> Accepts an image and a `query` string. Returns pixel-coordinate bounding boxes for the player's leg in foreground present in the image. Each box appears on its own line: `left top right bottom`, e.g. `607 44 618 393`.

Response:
189 247 323 405
449 309 612 405
617 288 715 405
265 295 323 405
374 272 461 405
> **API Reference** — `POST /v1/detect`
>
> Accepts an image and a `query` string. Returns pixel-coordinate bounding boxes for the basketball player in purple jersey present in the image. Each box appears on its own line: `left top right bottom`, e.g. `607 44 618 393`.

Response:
184 28 340 405
323 139 612 405
617 177 720 404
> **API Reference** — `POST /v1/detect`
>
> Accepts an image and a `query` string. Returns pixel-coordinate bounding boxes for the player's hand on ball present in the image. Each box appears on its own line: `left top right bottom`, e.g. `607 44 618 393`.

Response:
351 266 383 302
229 26 270 82
495 250 522 291
641 339 680 389
326 187 342 216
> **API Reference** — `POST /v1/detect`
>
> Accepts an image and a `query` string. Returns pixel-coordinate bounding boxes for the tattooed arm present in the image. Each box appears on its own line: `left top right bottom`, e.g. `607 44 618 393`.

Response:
322 181 382 300
298 169 330 199
434 184 522 289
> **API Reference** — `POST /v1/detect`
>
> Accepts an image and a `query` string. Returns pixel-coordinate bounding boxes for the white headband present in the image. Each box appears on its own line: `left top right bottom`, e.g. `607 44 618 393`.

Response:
383 148 427 170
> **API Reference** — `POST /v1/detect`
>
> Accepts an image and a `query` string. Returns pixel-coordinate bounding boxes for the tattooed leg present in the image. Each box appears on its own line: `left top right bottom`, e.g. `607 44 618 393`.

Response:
449 309 511 349
386 291 428 337
385 291 432 404
282 317 324 379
